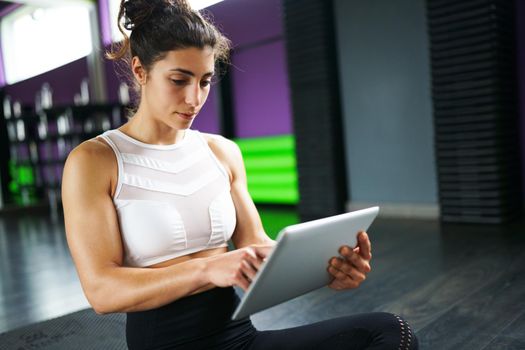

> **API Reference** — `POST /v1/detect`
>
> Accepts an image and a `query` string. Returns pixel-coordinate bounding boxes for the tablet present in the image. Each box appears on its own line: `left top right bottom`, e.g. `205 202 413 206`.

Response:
231 206 379 320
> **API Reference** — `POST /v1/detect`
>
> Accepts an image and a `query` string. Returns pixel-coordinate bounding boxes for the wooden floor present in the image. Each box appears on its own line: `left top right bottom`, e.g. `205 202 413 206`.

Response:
0 208 524 349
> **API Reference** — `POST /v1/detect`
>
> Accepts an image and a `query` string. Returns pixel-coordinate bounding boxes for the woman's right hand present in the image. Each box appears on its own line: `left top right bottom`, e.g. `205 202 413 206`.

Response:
204 245 274 291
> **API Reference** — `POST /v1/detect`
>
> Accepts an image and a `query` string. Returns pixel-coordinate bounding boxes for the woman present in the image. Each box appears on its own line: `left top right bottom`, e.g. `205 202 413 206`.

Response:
62 0 418 349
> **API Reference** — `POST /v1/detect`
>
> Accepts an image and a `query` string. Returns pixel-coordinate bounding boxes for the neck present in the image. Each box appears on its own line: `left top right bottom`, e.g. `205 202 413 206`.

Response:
121 107 186 146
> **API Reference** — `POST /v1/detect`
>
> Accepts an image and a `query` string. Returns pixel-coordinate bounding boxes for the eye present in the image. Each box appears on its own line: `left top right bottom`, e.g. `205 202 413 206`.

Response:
171 79 186 86
200 80 212 88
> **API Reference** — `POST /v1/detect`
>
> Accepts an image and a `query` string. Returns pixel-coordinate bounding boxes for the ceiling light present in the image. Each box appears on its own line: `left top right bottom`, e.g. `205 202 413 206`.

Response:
189 0 224 10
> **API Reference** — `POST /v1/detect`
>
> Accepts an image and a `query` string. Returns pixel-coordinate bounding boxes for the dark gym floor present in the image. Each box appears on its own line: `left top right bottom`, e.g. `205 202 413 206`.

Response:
0 208 524 349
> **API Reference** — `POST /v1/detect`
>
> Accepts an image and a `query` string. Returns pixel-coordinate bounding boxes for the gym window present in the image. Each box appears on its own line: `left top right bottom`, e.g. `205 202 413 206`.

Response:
1 4 93 85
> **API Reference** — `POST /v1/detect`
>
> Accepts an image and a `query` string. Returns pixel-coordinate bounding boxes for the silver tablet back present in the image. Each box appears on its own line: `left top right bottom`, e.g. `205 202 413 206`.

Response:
232 206 379 320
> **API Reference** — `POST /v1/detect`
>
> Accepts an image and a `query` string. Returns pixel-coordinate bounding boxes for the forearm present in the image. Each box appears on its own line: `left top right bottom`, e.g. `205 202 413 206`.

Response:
233 230 275 249
90 257 211 314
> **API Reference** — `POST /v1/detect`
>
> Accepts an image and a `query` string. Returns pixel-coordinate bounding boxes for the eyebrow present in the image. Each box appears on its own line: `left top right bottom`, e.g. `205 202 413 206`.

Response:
169 68 214 77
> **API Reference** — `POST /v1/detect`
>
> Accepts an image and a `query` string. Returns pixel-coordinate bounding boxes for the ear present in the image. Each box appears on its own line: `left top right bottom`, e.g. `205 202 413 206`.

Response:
131 56 147 85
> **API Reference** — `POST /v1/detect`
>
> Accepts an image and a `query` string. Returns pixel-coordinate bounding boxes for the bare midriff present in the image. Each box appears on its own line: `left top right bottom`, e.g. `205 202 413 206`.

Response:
146 246 228 269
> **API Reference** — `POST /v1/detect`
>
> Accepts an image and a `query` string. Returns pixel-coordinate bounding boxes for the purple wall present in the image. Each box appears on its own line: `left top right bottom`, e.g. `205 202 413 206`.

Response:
208 0 291 137
231 40 292 137
0 3 21 18
0 38 6 87
104 57 122 103
98 0 112 46
518 0 525 202
207 0 284 48
3 57 89 106
192 85 221 132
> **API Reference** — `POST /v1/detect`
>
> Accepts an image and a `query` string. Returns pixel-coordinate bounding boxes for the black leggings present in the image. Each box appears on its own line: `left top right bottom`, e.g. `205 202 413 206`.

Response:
126 287 418 350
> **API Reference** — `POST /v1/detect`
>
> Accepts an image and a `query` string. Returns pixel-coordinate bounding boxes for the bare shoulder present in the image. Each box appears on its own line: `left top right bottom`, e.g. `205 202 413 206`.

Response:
65 137 114 170
63 137 117 193
199 132 244 183
200 132 240 154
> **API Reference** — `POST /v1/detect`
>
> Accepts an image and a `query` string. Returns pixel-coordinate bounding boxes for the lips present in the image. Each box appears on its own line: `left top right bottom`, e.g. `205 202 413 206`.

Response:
177 112 196 120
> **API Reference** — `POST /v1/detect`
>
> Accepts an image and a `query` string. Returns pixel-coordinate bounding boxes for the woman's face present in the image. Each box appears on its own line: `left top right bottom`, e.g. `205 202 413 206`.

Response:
139 46 215 129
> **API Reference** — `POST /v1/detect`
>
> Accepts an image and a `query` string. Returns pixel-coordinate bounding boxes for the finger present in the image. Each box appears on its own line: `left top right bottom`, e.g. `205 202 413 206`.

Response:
339 246 371 273
328 265 361 288
345 266 366 283
353 246 372 260
341 279 359 289
242 249 264 270
358 231 372 260
241 260 258 281
243 252 264 272
328 280 346 290
253 245 274 259
328 266 349 282
330 258 367 282
244 247 258 260
328 275 359 290
330 257 351 274
327 266 357 290
234 269 251 291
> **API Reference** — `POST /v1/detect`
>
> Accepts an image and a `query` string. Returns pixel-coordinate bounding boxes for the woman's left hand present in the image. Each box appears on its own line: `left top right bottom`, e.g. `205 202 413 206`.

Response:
327 231 372 290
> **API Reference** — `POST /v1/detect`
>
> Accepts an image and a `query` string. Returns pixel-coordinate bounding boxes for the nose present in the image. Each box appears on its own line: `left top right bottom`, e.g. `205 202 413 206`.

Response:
184 82 202 108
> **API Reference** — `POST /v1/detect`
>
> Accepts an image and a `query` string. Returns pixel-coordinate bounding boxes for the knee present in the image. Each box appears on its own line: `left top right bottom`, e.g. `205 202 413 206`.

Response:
392 313 418 350
372 312 419 350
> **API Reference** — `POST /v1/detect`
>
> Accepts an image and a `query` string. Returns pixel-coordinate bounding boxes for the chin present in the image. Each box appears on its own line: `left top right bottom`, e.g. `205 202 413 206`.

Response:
171 119 194 130
174 112 197 125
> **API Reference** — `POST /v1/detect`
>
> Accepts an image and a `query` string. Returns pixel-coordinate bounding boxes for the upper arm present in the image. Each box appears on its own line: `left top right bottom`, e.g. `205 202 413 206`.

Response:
204 134 274 248
61 139 124 302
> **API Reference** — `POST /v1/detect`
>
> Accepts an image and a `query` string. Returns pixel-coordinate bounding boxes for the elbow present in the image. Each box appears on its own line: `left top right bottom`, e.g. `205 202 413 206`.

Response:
91 299 112 315
87 291 114 315
82 266 130 314
91 295 138 315
87 284 137 314
93 306 108 315
85 280 120 314
90 295 125 315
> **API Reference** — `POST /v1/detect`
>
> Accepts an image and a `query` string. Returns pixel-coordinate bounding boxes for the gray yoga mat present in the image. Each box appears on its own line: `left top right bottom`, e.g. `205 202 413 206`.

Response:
0 308 127 350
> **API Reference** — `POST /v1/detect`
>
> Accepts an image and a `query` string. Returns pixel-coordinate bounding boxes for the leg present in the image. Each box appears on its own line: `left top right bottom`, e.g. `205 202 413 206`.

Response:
246 312 418 350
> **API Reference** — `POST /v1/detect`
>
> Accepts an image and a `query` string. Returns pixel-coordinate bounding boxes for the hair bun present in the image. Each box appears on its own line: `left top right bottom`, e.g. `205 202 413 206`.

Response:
122 0 192 31
122 0 161 31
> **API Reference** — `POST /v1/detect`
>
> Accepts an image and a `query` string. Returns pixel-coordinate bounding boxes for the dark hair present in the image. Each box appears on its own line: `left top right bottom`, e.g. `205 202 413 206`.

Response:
106 0 231 107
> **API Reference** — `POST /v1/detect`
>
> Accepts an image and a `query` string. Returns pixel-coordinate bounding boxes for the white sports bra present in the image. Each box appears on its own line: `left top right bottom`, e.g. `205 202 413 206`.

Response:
99 128 237 267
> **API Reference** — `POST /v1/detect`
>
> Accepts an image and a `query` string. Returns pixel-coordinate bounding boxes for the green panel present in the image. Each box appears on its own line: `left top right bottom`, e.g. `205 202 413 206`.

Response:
243 154 296 170
233 135 299 205
259 208 300 240
235 135 295 154
18 166 35 185
248 188 299 204
8 160 38 206
247 173 297 185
